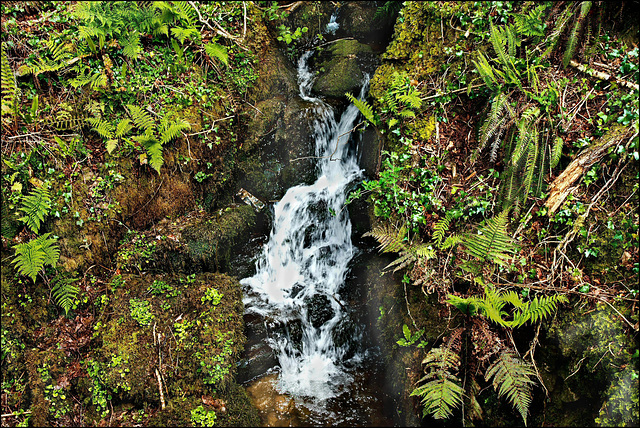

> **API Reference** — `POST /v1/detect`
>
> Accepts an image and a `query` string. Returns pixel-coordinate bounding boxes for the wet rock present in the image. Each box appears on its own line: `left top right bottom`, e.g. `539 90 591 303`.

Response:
304 294 335 329
311 39 378 99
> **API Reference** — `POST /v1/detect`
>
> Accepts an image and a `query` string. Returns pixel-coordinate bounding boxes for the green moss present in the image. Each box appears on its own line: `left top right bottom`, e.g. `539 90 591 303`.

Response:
595 366 639 427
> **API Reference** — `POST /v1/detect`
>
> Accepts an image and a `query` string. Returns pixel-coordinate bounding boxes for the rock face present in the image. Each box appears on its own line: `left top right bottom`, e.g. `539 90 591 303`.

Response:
311 39 378 100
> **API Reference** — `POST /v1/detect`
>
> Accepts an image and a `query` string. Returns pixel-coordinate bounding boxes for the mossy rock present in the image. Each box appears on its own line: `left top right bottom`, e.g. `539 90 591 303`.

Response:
88 272 252 422
532 302 638 426
115 205 256 274
311 39 377 99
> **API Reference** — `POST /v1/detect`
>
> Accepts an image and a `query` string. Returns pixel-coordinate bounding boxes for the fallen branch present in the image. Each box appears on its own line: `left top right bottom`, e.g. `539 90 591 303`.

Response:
544 125 633 214
188 1 249 51
569 59 639 91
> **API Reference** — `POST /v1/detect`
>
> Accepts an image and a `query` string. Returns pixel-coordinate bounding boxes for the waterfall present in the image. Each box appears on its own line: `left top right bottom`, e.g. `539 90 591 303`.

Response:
241 52 368 404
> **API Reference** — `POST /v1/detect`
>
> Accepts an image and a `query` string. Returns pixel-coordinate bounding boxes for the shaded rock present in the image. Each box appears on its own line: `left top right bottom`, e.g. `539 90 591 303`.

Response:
115 206 256 275
304 294 335 329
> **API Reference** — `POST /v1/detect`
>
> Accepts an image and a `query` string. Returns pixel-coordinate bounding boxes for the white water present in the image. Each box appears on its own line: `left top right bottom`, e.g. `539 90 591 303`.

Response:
241 52 368 403
326 11 339 35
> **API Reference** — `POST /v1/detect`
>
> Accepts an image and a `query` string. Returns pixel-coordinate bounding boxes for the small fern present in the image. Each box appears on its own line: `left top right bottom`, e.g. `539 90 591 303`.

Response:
433 211 453 249
346 92 377 126
127 104 155 135
18 186 52 233
411 346 465 419
12 233 60 282
52 275 80 316
204 41 228 66
486 350 536 426
563 1 592 68
363 223 407 253
462 210 519 266
1 43 19 122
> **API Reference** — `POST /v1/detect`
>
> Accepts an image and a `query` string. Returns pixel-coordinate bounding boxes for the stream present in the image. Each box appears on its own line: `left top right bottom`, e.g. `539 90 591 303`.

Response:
238 51 395 426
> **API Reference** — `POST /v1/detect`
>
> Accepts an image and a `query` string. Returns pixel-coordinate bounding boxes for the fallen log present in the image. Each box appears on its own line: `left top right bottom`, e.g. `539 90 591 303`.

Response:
545 124 633 214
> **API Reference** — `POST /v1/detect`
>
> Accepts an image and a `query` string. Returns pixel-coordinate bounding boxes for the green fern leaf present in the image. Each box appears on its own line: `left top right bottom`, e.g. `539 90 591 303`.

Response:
486 351 536 425
52 275 79 315
550 136 563 168
122 31 141 59
463 210 519 265
144 139 164 174
115 118 133 138
411 346 464 419
363 223 407 253
1 43 19 118
563 2 592 68
18 186 52 233
159 117 190 144
127 104 155 135
12 233 60 282
433 212 453 248
87 117 115 140
346 93 377 126
204 41 228 66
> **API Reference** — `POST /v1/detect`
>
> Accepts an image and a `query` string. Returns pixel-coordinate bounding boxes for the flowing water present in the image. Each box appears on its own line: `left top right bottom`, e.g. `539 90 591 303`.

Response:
240 52 393 426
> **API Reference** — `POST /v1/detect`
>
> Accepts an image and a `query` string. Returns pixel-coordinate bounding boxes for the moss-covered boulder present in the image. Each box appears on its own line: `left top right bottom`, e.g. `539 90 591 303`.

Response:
115 205 256 275
85 272 259 426
311 39 378 99
533 302 638 426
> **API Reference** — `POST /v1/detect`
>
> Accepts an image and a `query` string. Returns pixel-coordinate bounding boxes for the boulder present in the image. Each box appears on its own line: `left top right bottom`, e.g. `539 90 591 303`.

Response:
311 39 378 99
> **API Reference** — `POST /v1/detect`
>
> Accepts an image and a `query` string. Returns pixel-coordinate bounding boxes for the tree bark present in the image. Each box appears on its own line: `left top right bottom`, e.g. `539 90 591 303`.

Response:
545 124 633 214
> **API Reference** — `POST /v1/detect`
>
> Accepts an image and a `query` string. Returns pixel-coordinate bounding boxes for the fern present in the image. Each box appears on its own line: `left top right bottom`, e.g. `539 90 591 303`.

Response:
18 186 52 233
158 116 190 145
513 4 547 37
1 43 19 121
448 288 567 328
563 1 592 68
204 41 228 66
486 351 536 426
411 346 465 419
346 92 377 126
433 211 453 249
478 93 512 158
462 210 519 266
550 136 563 168
363 223 407 253
142 137 164 174
52 275 79 316
12 233 60 282
127 104 155 135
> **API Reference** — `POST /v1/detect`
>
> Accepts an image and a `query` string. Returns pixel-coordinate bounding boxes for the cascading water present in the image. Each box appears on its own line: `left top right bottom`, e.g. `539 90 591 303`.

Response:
241 51 373 420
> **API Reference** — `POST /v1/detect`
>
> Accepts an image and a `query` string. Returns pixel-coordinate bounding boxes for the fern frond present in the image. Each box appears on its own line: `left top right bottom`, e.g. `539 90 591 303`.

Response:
463 210 519 265
87 117 115 139
563 2 592 68
127 104 155 135
521 140 539 201
411 346 464 419
18 186 52 233
433 212 453 248
171 26 199 44
115 118 133 138
486 351 536 425
52 275 79 315
172 1 197 27
479 93 511 154
550 136 563 168
472 52 498 91
441 234 463 250
346 92 377 126
511 293 568 327
384 251 416 272
159 117 190 144
143 139 164 174
204 41 228 66
1 43 19 118
398 91 422 110
12 233 60 282
364 223 407 253
122 31 141 59
513 4 547 37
